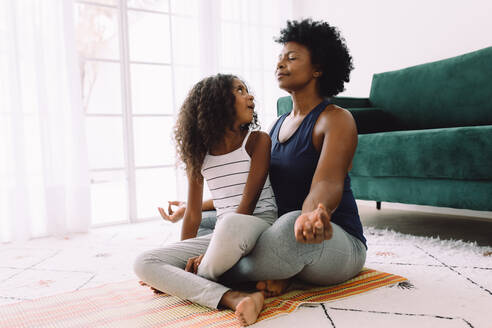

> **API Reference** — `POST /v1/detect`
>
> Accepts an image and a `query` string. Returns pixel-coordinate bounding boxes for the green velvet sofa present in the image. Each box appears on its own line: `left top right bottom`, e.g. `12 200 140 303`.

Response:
277 46 492 211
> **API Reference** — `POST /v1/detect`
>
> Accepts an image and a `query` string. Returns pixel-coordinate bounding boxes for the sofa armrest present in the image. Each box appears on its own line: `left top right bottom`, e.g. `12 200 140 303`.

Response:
331 96 371 108
348 107 400 134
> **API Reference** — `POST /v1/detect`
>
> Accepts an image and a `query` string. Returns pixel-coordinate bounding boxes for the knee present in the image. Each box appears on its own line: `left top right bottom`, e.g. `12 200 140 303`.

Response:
268 211 300 245
258 210 320 257
133 249 164 280
275 211 299 232
214 213 244 236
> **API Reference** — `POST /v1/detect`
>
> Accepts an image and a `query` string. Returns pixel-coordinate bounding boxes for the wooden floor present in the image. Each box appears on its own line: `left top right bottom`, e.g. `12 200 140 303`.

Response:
359 202 492 246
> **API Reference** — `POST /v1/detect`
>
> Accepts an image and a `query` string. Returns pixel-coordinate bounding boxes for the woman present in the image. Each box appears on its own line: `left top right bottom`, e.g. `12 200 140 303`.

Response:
136 19 366 326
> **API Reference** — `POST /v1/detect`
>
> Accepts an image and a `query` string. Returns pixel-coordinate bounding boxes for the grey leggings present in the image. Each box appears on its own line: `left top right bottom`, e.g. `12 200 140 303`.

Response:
134 210 366 309
197 211 276 281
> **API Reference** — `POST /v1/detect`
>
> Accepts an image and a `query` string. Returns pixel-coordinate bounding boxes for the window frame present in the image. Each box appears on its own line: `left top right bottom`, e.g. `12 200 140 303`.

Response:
76 0 180 226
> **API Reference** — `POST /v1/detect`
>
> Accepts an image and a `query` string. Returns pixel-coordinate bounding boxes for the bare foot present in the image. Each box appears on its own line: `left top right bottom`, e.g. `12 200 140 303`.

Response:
138 281 163 294
256 279 291 297
220 291 264 326
235 292 264 326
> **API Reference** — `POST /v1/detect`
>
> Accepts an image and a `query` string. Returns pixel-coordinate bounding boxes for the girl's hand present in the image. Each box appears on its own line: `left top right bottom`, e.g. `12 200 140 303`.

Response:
294 203 333 244
185 254 204 274
158 201 186 223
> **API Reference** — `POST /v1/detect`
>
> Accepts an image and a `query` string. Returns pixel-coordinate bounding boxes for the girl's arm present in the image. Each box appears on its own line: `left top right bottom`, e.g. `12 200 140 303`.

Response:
202 199 215 211
181 172 205 240
295 107 358 243
236 131 272 215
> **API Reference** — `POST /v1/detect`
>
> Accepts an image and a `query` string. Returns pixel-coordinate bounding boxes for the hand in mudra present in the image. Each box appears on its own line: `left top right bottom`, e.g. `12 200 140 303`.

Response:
294 203 333 244
158 201 186 223
185 254 204 274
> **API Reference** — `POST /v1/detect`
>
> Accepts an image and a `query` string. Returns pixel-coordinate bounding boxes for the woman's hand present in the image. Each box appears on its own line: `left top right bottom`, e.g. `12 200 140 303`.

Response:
294 203 333 244
185 254 204 274
158 201 186 223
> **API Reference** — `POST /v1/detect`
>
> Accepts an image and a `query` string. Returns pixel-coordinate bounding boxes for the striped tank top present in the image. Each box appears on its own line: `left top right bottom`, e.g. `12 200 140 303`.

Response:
201 130 277 219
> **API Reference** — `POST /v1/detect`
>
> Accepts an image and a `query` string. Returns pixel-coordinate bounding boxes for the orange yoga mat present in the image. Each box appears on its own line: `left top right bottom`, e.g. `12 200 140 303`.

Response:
0 268 407 328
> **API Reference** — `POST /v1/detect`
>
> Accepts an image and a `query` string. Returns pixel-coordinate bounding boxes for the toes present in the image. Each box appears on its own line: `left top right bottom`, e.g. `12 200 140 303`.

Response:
236 312 248 326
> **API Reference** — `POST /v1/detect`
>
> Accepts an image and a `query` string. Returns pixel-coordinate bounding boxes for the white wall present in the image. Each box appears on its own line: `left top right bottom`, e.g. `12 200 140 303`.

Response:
293 0 492 97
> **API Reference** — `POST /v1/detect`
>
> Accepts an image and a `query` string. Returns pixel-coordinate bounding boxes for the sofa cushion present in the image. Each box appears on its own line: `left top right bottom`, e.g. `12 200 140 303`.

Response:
351 125 492 180
369 46 492 130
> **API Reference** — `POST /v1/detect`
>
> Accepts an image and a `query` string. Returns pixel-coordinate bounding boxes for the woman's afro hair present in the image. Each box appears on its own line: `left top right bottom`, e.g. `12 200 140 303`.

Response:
276 19 353 97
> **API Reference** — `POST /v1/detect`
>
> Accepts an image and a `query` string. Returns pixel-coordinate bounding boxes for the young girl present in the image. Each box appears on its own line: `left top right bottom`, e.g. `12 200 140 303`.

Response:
137 74 275 325
174 74 277 283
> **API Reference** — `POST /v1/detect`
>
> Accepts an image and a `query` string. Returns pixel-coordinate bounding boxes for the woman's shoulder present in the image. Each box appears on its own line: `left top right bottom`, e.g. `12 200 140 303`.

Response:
317 104 356 131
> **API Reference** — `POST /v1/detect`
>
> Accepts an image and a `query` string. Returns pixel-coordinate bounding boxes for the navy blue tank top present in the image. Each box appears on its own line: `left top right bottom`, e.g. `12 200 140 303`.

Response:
269 99 367 247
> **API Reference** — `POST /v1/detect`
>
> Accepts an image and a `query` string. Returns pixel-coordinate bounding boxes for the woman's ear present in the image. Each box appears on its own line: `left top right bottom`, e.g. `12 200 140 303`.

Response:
313 70 322 78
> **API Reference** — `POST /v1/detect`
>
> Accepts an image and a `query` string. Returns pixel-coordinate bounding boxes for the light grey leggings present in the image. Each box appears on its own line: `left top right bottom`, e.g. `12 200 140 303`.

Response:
197 211 276 281
134 210 366 309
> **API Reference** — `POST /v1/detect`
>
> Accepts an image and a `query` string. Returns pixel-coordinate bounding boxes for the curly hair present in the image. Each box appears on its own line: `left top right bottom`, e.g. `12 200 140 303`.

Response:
174 74 259 179
276 19 353 97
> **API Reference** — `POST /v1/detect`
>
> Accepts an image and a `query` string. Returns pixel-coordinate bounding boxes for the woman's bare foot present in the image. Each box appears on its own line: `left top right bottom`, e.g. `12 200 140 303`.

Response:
220 291 264 326
256 279 291 297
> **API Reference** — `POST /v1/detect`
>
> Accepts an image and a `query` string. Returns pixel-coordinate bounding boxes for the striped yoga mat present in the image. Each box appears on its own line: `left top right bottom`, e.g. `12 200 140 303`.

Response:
0 268 406 328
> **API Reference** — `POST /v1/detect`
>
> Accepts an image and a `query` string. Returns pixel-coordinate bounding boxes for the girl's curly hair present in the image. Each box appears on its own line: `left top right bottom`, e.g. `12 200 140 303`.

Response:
276 19 353 97
174 74 259 179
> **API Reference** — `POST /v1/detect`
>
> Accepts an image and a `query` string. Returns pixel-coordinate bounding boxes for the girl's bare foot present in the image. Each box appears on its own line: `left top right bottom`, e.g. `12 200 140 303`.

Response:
220 291 264 326
256 279 291 297
235 292 264 326
138 281 163 294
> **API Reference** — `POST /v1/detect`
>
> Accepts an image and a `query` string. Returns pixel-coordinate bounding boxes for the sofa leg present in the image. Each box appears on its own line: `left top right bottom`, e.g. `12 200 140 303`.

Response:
376 201 381 210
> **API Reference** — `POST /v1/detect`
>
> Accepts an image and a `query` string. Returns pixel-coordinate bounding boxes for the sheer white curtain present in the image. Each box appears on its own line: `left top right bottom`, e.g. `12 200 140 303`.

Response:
197 0 293 131
0 0 90 243
0 0 294 242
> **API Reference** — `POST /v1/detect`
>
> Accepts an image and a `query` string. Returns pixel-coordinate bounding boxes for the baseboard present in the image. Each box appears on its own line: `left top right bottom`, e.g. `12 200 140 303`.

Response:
356 200 492 221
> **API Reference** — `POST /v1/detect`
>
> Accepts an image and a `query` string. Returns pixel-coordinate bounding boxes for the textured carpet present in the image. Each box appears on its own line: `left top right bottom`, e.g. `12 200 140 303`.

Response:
0 268 406 328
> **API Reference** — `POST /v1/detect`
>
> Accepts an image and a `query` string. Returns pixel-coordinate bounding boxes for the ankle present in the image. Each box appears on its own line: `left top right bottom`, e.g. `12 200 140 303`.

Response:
219 290 243 310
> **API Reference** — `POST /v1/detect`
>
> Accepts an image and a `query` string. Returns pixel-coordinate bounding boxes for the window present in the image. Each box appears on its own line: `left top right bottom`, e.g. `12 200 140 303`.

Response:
75 0 198 225
75 0 292 226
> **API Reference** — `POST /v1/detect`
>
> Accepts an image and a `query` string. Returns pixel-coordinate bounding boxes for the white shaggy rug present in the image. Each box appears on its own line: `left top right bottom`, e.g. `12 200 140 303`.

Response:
254 226 492 328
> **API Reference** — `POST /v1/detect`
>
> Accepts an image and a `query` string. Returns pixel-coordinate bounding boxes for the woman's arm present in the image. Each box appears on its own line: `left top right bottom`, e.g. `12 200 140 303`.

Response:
181 172 205 240
295 107 358 243
303 107 357 213
236 131 272 215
